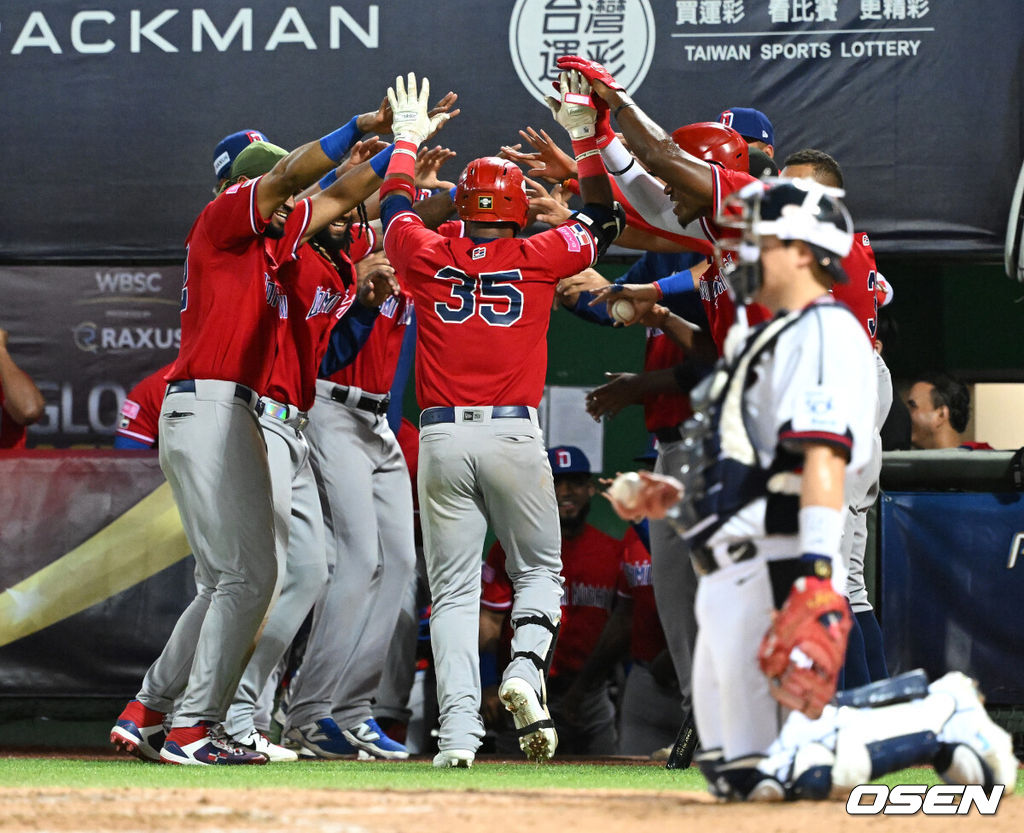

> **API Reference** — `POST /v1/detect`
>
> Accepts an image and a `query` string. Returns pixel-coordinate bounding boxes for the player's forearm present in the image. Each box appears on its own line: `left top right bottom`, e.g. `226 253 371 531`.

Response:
601 135 679 233
571 602 632 691
304 147 396 243
0 349 44 425
605 94 714 206
798 443 848 565
412 189 456 229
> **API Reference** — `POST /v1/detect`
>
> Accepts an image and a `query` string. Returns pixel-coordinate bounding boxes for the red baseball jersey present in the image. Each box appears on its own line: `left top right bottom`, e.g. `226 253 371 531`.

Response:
264 240 357 410
832 231 880 346
117 363 173 447
325 291 413 395
0 387 27 450
481 525 624 677
383 210 598 408
643 331 692 432
166 177 309 393
617 525 667 664
697 166 771 354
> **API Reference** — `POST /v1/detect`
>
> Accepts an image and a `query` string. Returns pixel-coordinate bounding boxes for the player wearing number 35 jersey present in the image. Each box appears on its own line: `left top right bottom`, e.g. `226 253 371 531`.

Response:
378 71 623 767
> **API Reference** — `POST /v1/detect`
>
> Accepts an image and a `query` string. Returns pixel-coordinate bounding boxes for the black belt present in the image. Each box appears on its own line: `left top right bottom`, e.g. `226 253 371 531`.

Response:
690 540 758 576
420 405 531 426
330 385 390 416
166 380 255 404
655 426 683 443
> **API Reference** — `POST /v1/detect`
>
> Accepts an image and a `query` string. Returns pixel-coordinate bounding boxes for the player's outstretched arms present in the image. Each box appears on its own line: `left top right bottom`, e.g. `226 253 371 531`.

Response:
545 69 612 210
500 127 577 184
556 55 714 212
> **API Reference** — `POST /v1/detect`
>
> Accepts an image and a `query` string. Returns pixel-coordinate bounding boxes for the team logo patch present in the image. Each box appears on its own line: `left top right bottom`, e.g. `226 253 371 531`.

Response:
477 195 494 210
861 233 871 246
121 399 141 419
556 222 591 253
719 110 734 127
119 416 130 429
472 246 487 260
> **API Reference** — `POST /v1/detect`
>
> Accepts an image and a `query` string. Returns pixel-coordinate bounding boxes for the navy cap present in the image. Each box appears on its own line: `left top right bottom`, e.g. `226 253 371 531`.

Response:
718 108 774 146
548 445 592 475
213 129 268 180
633 435 658 465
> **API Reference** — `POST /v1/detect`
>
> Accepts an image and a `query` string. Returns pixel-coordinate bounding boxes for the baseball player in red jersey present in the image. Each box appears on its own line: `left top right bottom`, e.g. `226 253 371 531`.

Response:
556 56 772 355
614 521 683 755
378 71 623 767
480 446 625 754
114 364 174 449
282 276 418 761
609 179 1017 800
781 148 892 689
0 328 44 450
110 103 403 765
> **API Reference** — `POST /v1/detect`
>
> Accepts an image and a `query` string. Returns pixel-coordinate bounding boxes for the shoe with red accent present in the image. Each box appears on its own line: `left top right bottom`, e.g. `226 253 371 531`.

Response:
110 700 166 762
160 722 268 765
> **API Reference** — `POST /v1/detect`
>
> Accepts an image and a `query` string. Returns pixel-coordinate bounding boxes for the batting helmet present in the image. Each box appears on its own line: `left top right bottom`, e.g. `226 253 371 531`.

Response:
455 157 530 231
671 122 748 172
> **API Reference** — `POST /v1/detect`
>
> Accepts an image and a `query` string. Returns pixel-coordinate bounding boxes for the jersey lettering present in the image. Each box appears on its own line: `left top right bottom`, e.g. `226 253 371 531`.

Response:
305 285 344 320
432 267 525 327
265 274 288 319
180 245 190 312
866 269 878 338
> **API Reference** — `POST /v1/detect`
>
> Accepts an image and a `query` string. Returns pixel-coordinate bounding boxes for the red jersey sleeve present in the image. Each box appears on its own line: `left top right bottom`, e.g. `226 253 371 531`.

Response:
481 542 514 611
348 221 376 262
832 231 880 345
269 198 312 268
523 217 601 276
118 364 173 446
200 177 269 249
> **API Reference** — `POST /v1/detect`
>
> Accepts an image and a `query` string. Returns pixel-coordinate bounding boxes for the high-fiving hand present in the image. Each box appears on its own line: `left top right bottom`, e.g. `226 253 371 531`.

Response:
544 70 598 141
387 73 452 146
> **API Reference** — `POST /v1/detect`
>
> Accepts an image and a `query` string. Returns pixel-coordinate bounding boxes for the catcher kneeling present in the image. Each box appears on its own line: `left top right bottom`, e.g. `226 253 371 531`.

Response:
607 178 1018 801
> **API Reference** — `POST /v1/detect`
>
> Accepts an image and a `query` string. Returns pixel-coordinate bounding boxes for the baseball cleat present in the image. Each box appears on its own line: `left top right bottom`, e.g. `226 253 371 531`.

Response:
499 677 558 762
341 718 410 760
231 728 299 763
160 722 268 765
110 700 166 762
930 672 1019 791
283 717 360 759
433 748 475 768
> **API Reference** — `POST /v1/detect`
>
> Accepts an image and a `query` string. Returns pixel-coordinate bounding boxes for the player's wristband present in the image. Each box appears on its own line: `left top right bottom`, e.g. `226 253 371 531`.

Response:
319 116 364 164
383 139 418 180
318 168 339 191
798 505 844 563
368 143 397 179
448 186 457 202
652 281 664 300
572 136 605 179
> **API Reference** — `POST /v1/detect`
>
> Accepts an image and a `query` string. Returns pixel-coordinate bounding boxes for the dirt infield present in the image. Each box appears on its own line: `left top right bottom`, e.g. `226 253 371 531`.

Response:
1 785 1020 833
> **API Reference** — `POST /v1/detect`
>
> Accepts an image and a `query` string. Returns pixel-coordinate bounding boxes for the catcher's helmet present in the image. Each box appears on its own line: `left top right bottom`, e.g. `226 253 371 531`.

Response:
715 177 854 303
455 157 530 231
671 122 749 172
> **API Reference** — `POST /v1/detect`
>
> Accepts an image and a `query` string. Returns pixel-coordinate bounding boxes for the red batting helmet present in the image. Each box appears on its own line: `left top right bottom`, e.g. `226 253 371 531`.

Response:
455 157 530 230
671 122 749 172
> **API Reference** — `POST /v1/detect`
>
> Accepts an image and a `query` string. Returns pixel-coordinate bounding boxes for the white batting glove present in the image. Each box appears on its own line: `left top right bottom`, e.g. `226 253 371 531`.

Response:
545 70 597 141
387 72 449 146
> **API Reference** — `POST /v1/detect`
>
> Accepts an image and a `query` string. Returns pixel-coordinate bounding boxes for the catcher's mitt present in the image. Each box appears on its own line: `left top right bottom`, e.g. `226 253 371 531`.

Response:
758 575 852 719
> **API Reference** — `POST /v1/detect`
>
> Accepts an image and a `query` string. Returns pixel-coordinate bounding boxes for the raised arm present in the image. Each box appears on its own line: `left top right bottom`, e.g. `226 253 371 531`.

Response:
0 328 44 426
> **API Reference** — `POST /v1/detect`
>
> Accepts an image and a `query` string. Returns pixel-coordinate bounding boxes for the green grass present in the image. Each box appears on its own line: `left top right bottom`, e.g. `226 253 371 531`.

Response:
4 758 1016 794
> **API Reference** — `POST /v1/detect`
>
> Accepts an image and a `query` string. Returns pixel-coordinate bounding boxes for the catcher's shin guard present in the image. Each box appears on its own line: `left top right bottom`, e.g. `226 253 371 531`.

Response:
834 669 929 709
510 614 560 702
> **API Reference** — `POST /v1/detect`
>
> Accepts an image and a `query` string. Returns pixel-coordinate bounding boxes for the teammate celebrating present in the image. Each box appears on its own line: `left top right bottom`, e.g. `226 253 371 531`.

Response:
110 102 404 766
378 71 622 767
607 178 1017 800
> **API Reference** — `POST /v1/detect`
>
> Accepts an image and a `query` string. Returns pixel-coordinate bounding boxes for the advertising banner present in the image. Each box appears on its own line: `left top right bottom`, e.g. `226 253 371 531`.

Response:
0 452 192 696
880 491 1024 704
0 1 1020 260
1 265 182 447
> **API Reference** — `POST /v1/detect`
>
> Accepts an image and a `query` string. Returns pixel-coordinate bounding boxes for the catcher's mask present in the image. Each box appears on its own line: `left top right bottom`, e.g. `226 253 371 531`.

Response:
713 177 854 305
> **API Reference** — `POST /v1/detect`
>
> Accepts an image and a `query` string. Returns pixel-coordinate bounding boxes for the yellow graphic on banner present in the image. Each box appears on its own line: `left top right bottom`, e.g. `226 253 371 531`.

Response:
0 482 189 647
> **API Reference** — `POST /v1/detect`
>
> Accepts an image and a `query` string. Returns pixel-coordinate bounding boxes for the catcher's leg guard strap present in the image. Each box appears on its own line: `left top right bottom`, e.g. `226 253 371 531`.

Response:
834 669 929 709
514 717 556 738
511 615 560 678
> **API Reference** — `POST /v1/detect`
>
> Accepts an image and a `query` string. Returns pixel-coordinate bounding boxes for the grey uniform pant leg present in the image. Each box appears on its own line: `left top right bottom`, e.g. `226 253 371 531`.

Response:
222 417 327 739
374 548 426 724
149 387 278 727
648 440 698 714
286 385 416 731
420 415 561 753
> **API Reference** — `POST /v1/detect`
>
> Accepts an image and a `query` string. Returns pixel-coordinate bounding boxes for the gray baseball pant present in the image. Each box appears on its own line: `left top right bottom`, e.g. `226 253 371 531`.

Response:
284 380 416 731
648 438 698 715
222 408 327 739
418 408 563 754
140 380 278 727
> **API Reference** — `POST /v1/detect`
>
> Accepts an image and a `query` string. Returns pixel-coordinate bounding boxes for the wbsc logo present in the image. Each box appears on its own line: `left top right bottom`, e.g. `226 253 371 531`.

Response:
846 784 1005 815
508 0 655 106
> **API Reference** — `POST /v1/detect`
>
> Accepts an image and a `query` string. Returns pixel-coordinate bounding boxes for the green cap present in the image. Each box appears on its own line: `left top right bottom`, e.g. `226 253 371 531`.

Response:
228 140 289 182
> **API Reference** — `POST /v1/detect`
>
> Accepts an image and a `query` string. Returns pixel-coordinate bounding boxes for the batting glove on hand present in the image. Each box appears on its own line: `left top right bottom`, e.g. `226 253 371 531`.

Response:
387 73 449 146
555 55 625 92
545 70 598 141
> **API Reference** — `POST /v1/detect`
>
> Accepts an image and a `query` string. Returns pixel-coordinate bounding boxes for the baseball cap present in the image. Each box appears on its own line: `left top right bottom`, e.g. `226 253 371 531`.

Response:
213 129 268 180
548 445 592 476
228 141 289 184
718 108 774 146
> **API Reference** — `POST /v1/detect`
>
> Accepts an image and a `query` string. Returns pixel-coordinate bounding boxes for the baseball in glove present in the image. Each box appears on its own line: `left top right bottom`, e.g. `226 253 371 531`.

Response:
758 574 852 719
